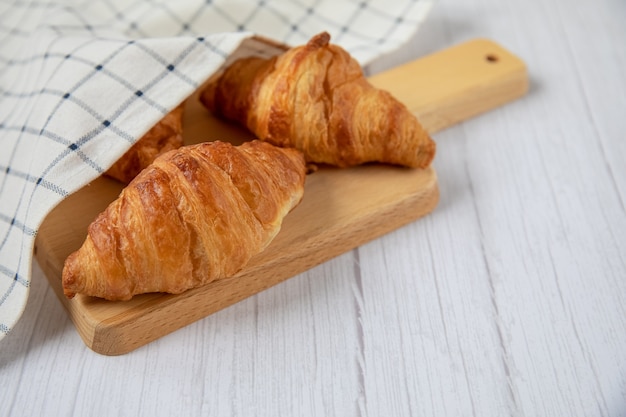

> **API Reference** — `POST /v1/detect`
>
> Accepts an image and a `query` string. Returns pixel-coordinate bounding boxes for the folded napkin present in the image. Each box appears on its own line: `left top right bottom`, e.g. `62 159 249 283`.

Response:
0 0 433 340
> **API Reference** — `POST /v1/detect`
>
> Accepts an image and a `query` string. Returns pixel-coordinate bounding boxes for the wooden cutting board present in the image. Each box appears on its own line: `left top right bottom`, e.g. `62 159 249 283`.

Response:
34 38 528 355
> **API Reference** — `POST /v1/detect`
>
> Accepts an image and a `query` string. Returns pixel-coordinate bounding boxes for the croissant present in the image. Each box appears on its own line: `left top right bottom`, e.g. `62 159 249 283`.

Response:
105 104 184 184
63 140 306 301
200 32 435 168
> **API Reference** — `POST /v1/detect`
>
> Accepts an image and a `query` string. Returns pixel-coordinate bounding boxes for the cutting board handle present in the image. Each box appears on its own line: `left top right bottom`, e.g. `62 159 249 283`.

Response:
369 38 529 133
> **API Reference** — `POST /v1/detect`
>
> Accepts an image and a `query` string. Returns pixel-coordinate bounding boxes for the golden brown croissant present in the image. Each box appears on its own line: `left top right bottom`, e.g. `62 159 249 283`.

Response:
63 140 306 301
200 32 435 168
105 104 184 184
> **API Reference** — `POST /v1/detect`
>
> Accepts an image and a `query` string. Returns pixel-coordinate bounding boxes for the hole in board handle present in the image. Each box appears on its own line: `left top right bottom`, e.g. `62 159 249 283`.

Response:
485 54 499 63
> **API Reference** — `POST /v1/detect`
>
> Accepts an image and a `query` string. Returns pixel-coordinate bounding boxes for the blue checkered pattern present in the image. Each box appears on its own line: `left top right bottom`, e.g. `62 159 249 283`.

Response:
0 0 432 340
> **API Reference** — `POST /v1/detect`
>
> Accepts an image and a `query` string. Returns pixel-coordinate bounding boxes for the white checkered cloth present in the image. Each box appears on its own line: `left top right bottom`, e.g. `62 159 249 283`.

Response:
0 0 433 340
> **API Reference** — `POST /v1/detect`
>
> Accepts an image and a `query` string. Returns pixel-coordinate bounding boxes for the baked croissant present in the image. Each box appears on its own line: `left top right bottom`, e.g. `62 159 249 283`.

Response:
63 140 306 301
105 104 184 184
200 32 435 168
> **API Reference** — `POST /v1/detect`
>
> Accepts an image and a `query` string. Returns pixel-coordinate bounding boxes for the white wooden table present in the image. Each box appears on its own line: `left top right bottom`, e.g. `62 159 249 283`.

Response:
2 0 625 415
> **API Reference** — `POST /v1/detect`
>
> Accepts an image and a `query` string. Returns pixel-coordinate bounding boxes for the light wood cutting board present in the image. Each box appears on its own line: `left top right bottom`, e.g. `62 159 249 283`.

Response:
34 38 528 355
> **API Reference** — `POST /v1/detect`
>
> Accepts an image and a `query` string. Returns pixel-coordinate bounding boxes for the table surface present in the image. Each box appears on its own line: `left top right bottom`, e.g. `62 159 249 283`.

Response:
2 0 625 416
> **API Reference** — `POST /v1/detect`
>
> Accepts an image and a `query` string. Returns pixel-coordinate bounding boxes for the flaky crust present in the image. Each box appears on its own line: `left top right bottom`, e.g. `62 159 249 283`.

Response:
105 104 185 184
63 140 306 301
200 32 435 168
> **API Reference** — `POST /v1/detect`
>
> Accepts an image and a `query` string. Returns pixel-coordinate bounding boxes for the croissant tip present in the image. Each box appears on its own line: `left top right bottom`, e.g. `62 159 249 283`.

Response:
62 253 79 298
308 32 331 48
199 82 216 111
416 139 437 169
62 273 77 299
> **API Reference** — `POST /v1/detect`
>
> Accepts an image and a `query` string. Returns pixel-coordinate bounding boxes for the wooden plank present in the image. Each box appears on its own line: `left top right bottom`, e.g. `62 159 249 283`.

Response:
33 38 528 355
368 38 529 133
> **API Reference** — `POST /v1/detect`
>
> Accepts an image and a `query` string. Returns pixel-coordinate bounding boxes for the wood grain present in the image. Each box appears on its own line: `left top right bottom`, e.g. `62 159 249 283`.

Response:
33 38 528 355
